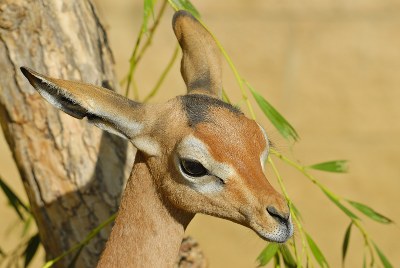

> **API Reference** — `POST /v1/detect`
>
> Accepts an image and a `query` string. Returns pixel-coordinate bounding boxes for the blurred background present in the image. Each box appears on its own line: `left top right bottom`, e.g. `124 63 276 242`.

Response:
1 0 399 267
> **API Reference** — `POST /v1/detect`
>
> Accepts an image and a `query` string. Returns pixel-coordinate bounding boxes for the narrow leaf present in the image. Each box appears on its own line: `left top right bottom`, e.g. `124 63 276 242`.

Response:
308 160 348 173
320 187 358 220
67 246 84 268
362 253 366 268
373 241 393 268
342 222 353 264
279 244 296 268
291 203 303 222
257 243 279 266
167 0 200 18
43 260 56 268
142 0 155 33
247 83 299 141
42 214 116 267
22 215 33 237
24 233 40 267
306 233 329 268
222 88 231 104
274 253 281 266
348 200 393 224
0 176 29 220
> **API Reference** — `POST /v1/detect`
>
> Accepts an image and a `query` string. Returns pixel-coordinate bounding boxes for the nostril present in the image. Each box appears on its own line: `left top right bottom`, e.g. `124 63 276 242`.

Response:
267 205 289 224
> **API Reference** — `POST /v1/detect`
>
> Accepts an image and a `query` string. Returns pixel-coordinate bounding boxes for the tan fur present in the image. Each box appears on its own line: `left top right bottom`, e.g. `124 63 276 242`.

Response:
21 10 293 267
97 152 193 267
173 11 222 97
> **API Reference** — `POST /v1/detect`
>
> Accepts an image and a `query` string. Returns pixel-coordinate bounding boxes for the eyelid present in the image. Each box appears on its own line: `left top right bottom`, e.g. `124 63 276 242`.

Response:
181 157 201 163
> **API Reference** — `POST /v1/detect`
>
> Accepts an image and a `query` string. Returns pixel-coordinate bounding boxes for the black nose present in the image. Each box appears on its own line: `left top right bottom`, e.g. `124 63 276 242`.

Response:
267 205 290 225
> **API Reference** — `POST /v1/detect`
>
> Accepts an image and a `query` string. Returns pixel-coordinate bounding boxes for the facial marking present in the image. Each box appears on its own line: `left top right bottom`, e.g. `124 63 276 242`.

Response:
180 94 242 127
175 134 235 193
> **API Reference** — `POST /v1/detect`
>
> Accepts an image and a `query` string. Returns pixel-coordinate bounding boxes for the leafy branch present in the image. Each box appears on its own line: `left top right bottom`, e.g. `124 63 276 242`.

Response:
124 0 169 99
0 176 40 268
42 214 116 268
0 1 394 267
163 3 393 267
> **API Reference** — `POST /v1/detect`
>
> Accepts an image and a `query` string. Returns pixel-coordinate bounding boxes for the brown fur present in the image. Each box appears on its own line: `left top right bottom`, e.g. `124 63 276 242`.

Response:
21 10 292 267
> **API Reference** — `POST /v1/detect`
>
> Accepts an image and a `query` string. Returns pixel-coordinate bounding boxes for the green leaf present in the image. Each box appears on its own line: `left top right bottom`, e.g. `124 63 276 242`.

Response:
142 0 155 33
0 176 29 220
22 215 33 237
373 241 393 268
43 214 117 268
222 88 231 104
306 233 329 268
279 245 296 268
320 187 358 220
257 243 279 266
167 0 200 18
24 233 40 267
43 260 56 268
291 203 303 222
274 253 281 266
348 200 393 224
67 247 84 268
247 83 299 142
308 160 348 173
362 252 366 268
342 222 352 264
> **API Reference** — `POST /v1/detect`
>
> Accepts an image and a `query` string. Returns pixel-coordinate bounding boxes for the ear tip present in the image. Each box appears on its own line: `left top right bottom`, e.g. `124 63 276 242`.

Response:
20 66 30 78
173 10 195 23
20 66 39 80
172 10 197 34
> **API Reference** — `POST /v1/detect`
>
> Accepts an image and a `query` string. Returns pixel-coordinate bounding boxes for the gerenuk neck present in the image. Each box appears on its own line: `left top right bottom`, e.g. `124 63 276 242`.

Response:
97 152 194 267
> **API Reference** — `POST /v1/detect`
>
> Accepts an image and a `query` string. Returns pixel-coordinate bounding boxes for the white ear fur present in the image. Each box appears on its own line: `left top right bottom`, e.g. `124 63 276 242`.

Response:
132 136 161 157
257 123 270 171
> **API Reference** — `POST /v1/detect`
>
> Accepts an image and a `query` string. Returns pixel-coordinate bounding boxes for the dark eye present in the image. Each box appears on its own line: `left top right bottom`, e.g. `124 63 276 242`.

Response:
180 159 208 177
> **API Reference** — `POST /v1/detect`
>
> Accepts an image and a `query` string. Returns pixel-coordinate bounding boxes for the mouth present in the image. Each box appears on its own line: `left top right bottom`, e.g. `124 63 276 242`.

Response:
251 217 294 243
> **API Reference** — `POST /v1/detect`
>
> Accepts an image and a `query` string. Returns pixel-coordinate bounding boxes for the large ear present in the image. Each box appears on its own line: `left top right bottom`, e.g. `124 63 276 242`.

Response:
173 11 222 99
20 67 160 156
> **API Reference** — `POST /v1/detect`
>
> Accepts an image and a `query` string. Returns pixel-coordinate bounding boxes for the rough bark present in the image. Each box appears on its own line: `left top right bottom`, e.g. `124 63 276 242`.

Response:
0 0 132 267
0 0 206 267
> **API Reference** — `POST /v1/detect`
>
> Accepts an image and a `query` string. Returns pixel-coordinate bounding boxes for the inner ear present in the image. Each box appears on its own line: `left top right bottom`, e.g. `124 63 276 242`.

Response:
21 67 88 119
20 67 151 141
173 10 222 98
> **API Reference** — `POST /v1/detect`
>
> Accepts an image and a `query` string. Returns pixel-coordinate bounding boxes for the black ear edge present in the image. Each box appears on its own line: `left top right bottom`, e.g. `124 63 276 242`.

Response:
20 66 88 119
172 10 200 43
51 94 88 119
20 66 31 79
172 10 197 29
20 67 47 86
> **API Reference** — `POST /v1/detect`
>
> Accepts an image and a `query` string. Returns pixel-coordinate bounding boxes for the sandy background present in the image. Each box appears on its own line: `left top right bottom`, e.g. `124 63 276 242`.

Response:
1 0 399 267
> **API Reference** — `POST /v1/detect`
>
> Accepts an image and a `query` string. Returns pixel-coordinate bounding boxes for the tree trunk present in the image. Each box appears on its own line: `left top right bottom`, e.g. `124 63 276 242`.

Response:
0 0 205 267
0 0 132 267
